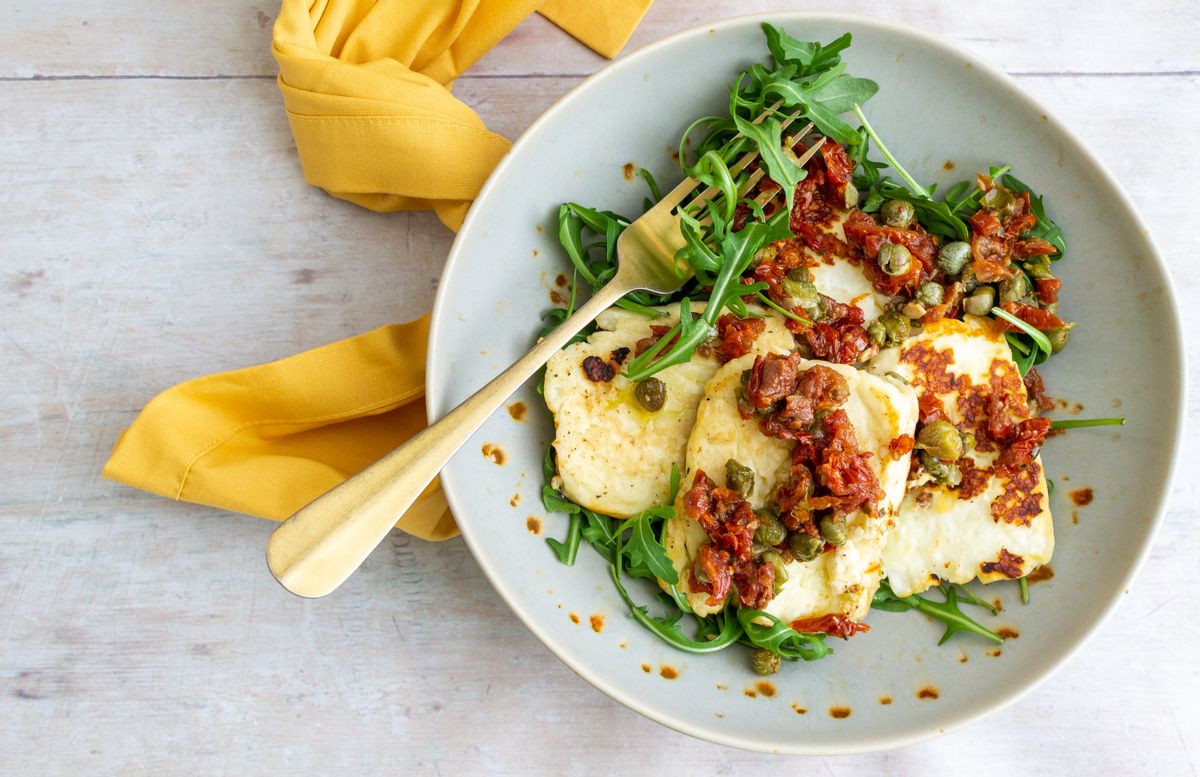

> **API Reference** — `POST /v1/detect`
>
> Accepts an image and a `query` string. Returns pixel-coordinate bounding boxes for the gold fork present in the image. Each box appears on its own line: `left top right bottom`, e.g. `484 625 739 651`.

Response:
266 119 824 598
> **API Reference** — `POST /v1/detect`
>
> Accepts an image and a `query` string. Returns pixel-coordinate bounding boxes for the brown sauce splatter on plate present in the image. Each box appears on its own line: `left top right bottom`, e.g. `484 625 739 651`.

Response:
508 401 527 421
997 627 1020 640
917 686 940 700
1027 565 1055 584
549 289 566 306
555 273 568 287
641 663 651 673
659 666 678 680
589 615 604 633
959 654 969 664
525 516 540 535
510 493 521 508
715 684 728 691
943 160 955 171
744 688 757 698
829 706 852 719
622 162 635 181
568 613 580 624
755 681 776 698
988 648 1003 657
879 696 893 705
1069 488 1094 506
482 444 505 465
792 704 807 715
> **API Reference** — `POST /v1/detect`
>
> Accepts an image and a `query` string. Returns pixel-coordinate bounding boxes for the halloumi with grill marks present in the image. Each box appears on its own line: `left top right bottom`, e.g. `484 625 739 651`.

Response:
868 315 1054 598
543 303 795 518
664 354 918 623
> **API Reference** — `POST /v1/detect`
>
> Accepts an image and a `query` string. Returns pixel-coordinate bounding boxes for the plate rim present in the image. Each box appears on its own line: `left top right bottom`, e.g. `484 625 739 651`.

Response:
426 10 1187 754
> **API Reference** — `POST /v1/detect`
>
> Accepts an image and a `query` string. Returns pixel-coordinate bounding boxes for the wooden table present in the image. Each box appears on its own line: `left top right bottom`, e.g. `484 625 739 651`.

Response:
3 2 1197 773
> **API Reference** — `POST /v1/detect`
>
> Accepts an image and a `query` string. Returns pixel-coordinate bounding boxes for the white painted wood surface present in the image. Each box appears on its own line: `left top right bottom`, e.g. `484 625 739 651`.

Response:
2 1 1198 773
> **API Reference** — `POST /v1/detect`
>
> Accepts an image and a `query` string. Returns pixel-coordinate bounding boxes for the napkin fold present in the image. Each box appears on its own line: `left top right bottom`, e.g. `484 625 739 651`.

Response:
103 0 652 540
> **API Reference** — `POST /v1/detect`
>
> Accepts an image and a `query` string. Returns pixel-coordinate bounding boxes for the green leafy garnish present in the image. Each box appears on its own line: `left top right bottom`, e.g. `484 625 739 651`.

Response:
872 580 1003 645
1050 417 1126 430
1002 173 1066 259
1019 576 1030 605
991 306 1053 356
737 609 830 661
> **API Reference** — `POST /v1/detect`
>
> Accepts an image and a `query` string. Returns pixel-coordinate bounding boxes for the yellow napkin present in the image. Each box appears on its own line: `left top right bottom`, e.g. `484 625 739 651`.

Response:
103 0 652 541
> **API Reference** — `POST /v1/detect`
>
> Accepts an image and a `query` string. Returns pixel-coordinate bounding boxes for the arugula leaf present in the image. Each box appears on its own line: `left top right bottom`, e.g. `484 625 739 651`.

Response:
1050 417 1126 430
872 580 1003 645
992 306 1053 356
1019 576 1030 605
762 25 851 77
737 609 831 661
730 111 807 212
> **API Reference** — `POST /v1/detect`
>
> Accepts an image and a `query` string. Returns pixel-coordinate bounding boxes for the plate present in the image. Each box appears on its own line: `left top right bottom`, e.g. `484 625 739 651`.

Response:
426 13 1184 753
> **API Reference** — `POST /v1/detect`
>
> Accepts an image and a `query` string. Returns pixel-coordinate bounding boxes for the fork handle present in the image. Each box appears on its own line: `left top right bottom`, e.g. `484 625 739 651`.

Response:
266 279 630 598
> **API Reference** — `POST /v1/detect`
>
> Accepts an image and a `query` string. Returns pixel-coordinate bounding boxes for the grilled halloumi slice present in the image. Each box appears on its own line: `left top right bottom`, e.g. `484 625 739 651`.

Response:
664 353 918 623
543 304 795 518
802 210 889 322
868 316 1054 598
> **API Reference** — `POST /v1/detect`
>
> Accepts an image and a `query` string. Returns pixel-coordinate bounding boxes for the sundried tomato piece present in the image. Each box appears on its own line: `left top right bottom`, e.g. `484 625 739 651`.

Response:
791 613 870 639
1013 238 1058 258
714 314 766 363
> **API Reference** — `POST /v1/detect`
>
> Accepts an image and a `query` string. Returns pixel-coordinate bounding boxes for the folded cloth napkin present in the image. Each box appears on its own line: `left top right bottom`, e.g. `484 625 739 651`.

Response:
102 0 652 541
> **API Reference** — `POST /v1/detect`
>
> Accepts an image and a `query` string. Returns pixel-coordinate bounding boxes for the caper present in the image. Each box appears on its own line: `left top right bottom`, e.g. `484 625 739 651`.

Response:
818 515 848 546
1023 256 1054 280
751 648 781 676
634 377 667 412
881 199 916 228
961 432 976 452
980 185 1015 213
963 286 996 317
920 450 962 487
725 458 755 500
877 242 913 277
866 320 887 347
916 420 964 461
754 244 778 266
1047 327 1071 353
938 241 972 275
878 310 911 345
762 551 789 594
901 301 927 320
754 511 787 547
789 532 824 562
998 274 1029 305
960 264 979 293
916 282 945 308
780 268 821 312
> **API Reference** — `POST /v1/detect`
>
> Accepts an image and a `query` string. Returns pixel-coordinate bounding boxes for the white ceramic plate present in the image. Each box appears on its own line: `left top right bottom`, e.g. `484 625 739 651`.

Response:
427 13 1184 754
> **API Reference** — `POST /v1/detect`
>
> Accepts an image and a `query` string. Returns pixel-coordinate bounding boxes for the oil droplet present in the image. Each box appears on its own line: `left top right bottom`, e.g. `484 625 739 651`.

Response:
622 162 635 181
997 627 1019 640
993 598 1005 611
755 681 776 698
536 224 544 232
641 663 651 673
715 684 728 691
482 444 505 465
959 654 969 664
792 704 807 715
568 613 580 624
714 712 725 719
1027 565 1055 584
1072 511 1080 525
743 688 757 698
1069 488 1094 506
943 160 955 171
988 648 1003 657
829 706 852 719
555 273 568 287
917 686 940 700
510 493 520 508
549 289 566 306
618 642 627 649
507 401 527 421
589 614 604 633
532 249 539 257
878 696 893 706
525 516 541 535
659 666 678 680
